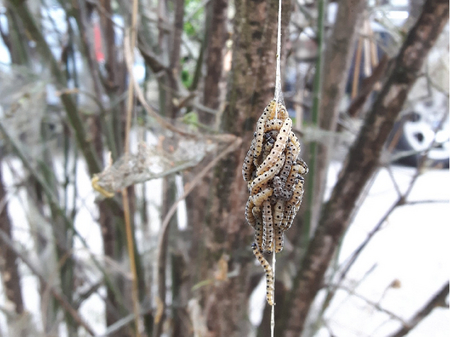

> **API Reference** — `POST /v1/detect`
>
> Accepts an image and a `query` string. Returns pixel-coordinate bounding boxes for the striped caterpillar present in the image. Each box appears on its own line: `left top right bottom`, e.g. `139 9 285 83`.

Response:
243 101 307 306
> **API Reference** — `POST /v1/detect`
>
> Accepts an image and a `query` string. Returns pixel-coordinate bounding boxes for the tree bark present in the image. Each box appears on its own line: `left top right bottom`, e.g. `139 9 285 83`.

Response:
202 0 229 124
280 0 449 335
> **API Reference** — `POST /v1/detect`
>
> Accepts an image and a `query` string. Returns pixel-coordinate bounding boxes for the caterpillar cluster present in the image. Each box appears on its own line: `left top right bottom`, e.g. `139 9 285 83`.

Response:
243 100 308 306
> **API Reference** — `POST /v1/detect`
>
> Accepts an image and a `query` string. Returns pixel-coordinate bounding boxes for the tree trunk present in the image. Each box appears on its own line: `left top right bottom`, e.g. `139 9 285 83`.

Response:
185 0 290 335
311 0 365 233
280 0 449 335
201 0 229 124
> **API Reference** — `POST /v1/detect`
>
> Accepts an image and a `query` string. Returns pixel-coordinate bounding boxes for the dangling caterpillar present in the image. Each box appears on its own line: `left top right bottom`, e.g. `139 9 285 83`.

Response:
274 228 284 253
243 101 307 306
252 243 274 306
262 200 274 252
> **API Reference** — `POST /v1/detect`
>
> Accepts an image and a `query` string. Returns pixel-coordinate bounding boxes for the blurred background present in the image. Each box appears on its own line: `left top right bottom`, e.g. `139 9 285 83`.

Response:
0 0 448 336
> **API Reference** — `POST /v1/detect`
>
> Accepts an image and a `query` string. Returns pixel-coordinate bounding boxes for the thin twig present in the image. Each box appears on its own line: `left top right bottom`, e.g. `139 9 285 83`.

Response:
332 113 449 303
123 0 142 334
329 283 408 325
124 34 196 139
0 229 96 336
387 282 449 337
126 33 235 144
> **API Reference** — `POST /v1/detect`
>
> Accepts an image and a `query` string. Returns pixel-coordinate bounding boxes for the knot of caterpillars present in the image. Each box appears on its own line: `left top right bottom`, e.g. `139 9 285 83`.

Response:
243 100 308 306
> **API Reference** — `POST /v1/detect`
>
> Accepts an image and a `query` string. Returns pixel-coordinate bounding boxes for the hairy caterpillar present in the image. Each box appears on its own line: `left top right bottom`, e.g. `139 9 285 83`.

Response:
252 243 274 306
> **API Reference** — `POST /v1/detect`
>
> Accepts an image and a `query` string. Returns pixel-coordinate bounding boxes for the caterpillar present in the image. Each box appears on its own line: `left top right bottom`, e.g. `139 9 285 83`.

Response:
274 228 284 253
262 200 274 252
289 132 301 154
281 180 305 230
297 158 309 176
242 138 256 182
273 199 285 228
256 118 292 176
274 141 298 199
285 163 302 192
273 176 284 199
266 100 278 118
254 101 277 158
243 101 307 306
252 243 274 306
265 130 279 140
261 137 275 165
264 119 283 132
250 152 285 194
245 197 256 227
252 187 274 207
254 221 263 250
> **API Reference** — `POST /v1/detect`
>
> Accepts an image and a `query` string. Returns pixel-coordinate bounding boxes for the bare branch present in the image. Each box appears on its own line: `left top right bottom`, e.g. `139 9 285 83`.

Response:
281 1 449 335
388 282 449 337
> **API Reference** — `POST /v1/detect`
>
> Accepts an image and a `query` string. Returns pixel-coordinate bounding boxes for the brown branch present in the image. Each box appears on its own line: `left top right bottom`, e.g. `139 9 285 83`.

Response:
347 55 390 119
281 1 449 335
0 229 96 336
388 282 449 337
